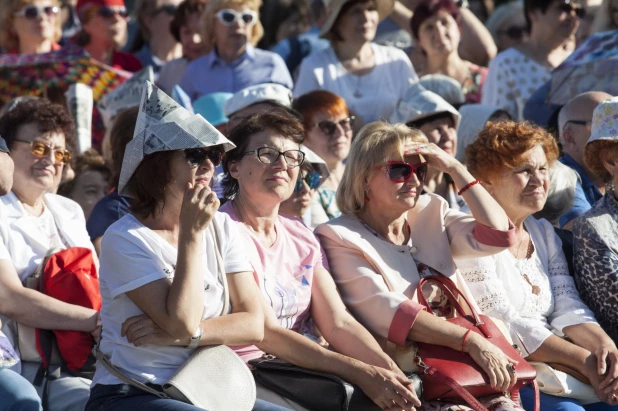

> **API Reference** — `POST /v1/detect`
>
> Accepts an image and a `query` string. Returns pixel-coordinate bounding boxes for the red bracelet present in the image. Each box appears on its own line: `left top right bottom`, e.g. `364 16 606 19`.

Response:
461 329 473 354
458 180 482 196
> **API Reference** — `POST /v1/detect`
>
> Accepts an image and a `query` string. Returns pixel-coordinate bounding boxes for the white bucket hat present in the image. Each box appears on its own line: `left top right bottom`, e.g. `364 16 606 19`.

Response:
588 96 618 145
118 81 235 197
456 104 504 162
389 83 461 129
223 83 293 118
319 0 394 38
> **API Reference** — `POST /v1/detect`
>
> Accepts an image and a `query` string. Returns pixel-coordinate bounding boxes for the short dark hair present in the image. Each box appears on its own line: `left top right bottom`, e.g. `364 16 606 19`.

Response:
222 111 305 199
523 0 554 30
410 0 461 40
170 0 207 43
110 107 139 187
0 99 76 153
125 151 176 219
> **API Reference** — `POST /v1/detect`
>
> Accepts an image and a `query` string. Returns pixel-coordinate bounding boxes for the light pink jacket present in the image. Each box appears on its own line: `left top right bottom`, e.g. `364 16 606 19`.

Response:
314 193 515 349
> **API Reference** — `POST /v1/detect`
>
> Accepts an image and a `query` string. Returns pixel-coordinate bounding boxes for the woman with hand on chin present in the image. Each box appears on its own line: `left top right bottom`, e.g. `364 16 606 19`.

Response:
457 121 618 411
316 122 523 411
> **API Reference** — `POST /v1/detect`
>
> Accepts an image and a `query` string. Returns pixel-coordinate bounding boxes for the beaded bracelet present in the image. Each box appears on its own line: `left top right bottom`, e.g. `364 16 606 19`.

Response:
457 180 482 196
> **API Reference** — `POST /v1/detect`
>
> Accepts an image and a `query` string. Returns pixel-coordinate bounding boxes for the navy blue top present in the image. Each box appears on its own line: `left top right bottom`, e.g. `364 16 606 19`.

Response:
559 154 603 228
86 189 131 241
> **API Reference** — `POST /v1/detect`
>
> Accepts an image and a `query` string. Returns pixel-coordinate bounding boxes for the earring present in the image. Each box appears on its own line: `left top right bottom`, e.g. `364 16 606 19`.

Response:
364 196 370 203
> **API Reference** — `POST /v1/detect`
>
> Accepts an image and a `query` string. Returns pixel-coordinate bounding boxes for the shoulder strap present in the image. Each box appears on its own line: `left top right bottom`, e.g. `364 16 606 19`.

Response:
209 221 229 316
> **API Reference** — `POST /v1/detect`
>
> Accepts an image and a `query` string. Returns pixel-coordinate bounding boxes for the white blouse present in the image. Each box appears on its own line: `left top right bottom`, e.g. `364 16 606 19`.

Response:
455 217 597 357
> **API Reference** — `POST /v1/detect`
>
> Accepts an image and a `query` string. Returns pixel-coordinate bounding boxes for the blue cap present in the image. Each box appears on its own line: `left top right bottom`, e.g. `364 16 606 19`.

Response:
193 92 234 127
0 137 9 153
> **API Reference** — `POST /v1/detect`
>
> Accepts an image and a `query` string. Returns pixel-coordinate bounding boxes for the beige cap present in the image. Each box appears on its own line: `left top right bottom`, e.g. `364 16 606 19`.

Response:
319 0 394 38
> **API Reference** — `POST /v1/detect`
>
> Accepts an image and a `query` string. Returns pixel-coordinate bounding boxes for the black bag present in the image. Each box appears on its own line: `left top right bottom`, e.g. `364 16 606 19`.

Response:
249 355 423 411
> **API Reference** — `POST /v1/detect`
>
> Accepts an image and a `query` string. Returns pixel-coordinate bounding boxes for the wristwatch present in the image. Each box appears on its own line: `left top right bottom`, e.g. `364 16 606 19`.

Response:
187 326 203 349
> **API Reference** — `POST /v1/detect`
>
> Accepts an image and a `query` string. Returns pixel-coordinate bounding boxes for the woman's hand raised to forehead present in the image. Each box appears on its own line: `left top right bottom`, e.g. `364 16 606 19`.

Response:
179 182 219 237
404 142 460 175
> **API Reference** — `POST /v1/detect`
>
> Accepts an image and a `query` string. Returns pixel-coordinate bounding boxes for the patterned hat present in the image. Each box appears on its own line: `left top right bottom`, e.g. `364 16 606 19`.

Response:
588 96 618 145
118 81 235 197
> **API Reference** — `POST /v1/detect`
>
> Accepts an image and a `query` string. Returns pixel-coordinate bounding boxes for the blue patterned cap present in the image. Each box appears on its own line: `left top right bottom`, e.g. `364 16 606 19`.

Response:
0 137 8 153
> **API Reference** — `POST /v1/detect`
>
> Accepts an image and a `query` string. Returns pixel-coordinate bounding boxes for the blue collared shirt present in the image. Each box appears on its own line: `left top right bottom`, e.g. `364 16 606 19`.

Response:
558 153 603 227
179 45 293 101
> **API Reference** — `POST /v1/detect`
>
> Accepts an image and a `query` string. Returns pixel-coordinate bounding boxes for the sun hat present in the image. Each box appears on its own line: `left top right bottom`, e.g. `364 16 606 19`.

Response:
98 67 154 128
223 83 293 118
418 74 466 108
118 81 235 197
194 93 234 127
0 137 9 154
456 104 504 162
319 0 395 38
588 96 618 145
389 83 461 129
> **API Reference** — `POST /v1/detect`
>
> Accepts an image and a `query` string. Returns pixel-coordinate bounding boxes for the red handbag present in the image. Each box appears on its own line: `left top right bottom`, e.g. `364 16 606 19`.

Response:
413 275 539 411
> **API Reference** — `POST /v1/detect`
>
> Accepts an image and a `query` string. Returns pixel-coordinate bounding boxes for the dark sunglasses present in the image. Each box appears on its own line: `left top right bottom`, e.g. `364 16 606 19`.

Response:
98 6 129 19
294 170 322 192
376 161 428 183
14 139 71 164
558 1 586 19
152 5 177 15
316 116 355 136
184 147 224 167
14 5 59 19
498 26 527 40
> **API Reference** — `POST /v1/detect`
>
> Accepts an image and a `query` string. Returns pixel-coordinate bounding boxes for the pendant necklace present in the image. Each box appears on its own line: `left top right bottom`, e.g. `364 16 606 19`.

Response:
518 238 541 296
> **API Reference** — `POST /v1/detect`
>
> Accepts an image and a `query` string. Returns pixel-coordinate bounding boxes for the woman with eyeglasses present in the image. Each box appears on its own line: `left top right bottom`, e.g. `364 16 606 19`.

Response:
411 0 488 104
220 111 422 410
485 1 529 52
315 122 522 411
292 90 353 220
0 0 63 55
179 0 292 101
72 0 143 72
482 0 583 120
0 99 100 410
129 0 183 73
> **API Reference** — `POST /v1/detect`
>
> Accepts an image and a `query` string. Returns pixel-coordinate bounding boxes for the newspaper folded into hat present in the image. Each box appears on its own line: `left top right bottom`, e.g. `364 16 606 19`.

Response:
97 66 154 128
118 81 235 197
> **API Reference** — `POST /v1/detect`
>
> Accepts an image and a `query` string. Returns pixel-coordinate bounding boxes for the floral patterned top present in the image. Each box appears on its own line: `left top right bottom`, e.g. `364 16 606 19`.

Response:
573 189 618 344
462 63 488 104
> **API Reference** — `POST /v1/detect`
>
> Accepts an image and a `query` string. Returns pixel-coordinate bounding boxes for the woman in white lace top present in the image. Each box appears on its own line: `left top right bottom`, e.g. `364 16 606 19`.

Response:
457 121 618 411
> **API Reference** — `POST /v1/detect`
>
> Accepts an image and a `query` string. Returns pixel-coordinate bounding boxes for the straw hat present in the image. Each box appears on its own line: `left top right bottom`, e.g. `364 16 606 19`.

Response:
319 0 395 38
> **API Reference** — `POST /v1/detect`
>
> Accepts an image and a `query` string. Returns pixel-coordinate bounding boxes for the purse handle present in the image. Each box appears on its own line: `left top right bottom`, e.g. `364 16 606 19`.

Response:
416 275 491 337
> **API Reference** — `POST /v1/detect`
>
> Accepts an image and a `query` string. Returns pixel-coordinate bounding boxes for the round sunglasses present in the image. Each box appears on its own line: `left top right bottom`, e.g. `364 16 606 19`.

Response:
14 139 71 165
215 9 258 26
375 161 428 183
184 147 224 167
97 6 129 19
315 117 355 136
294 170 322 192
558 0 586 18
14 5 59 19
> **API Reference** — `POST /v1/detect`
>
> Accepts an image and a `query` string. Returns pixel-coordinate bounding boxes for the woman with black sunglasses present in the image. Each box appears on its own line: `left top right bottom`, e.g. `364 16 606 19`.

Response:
0 0 63 55
315 121 524 411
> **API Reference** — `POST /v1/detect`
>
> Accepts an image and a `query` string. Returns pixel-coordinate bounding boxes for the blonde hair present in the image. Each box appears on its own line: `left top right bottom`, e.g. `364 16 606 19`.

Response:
336 122 428 215
201 0 264 52
0 0 62 51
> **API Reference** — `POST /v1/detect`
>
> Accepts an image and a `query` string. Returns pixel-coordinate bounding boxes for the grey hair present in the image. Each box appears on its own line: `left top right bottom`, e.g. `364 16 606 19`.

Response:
534 161 579 226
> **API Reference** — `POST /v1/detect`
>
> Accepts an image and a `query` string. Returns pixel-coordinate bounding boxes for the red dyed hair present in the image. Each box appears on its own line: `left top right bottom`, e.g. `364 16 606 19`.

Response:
292 90 350 132
410 0 461 40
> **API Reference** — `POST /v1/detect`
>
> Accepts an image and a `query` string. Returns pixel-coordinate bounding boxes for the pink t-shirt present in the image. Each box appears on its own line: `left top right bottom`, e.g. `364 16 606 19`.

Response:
220 202 328 362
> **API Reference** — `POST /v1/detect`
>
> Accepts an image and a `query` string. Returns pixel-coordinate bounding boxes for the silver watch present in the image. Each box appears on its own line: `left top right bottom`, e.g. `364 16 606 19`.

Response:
187 326 202 349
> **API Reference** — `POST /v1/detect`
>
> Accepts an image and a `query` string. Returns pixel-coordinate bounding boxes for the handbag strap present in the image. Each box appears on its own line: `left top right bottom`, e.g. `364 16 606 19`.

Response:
208 220 229 317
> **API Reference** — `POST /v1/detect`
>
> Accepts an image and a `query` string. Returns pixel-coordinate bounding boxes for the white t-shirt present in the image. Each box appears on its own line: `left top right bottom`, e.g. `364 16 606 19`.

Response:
92 212 252 386
481 48 551 121
293 43 418 125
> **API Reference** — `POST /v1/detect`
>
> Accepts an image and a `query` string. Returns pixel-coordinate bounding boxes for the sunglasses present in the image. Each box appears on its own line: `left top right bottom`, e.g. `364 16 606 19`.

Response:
294 170 322 192
184 147 224 167
498 26 527 40
215 9 258 26
558 0 586 18
242 147 305 167
376 161 428 183
14 5 59 19
98 6 129 19
152 4 177 15
14 139 71 165
315 116 355 136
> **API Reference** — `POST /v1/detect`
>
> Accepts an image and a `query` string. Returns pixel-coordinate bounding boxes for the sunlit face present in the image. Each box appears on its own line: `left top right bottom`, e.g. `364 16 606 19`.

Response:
180 12 206 61
418 115 457 157
485 145 550 221
82 6 128 49
417 10 460 57
334 0 379 43
12 0 59 50
148 0 181 39
213 5 255 57
304 111 353 164
279 170 316 219
530 0 581 40
229 131 301 205
70 170 109 219
10 123 66 194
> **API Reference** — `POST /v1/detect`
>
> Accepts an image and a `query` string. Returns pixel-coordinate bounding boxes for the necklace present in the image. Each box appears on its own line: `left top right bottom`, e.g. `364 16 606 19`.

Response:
515 236 541 296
